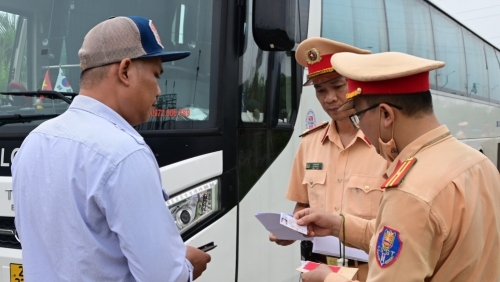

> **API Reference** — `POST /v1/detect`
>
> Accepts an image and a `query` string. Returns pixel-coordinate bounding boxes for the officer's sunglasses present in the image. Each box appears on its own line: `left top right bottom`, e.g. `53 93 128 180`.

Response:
349 102 403 129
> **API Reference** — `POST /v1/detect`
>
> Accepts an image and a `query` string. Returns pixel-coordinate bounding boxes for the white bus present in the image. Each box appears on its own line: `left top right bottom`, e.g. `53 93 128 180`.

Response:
0 1 498 282
233 0 500 281
0 0 307 281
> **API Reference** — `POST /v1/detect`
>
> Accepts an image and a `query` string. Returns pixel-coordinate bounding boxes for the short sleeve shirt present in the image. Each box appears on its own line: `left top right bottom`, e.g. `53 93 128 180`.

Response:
286 122 388 219
335 125 500 282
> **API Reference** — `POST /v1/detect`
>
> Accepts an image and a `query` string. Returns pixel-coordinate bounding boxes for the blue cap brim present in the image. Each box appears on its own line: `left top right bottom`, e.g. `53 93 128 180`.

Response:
140 51 191 62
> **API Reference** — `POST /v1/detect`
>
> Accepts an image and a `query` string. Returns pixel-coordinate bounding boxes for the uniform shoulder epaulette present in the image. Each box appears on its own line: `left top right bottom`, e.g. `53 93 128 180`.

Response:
299 121 329 138
381 157 418 189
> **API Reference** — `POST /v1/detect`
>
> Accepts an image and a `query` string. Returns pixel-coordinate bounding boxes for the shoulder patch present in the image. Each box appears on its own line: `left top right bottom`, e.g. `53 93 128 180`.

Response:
376 226 403 268
381 157 417 189
299 121 329 138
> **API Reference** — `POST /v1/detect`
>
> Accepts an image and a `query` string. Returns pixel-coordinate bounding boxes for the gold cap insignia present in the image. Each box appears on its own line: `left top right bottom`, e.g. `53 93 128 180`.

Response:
306 48 322 65
346 87 362 100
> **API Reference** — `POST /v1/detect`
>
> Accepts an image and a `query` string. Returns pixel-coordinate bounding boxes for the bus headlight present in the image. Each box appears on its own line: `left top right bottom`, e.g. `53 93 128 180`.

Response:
166 179 219 233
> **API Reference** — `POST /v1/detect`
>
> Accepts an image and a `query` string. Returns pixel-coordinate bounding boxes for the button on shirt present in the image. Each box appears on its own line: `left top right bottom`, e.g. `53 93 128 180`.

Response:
332 125 500 282
12 95 193 282
286 122 387 218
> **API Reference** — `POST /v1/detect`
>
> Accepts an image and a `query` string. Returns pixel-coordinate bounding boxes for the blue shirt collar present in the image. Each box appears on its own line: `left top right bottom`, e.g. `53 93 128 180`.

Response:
69 95 145 144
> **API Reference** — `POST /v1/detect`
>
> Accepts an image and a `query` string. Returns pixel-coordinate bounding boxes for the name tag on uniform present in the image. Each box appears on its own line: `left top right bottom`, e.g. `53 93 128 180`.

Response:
306 163 323 170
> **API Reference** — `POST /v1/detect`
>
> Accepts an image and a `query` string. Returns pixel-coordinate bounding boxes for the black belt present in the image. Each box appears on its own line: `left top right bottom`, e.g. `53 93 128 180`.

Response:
312 253 368 267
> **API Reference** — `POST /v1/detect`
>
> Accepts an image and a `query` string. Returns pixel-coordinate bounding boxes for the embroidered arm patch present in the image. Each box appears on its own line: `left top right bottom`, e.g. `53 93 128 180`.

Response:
376 226 403 268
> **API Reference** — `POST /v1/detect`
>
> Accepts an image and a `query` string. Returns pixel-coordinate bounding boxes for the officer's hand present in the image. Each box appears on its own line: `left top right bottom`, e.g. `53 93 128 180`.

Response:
301 264 338 282
186 246 211 280
269 233 296 246
294 208 342 237
302 264 349 282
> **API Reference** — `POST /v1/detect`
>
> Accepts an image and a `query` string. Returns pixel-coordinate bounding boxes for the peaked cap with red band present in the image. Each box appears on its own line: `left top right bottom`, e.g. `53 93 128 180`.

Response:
295 37 371 86
329 52 445 99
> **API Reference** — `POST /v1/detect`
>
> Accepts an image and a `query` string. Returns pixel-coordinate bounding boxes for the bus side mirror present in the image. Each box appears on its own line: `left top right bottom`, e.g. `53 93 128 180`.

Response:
252 0 296 51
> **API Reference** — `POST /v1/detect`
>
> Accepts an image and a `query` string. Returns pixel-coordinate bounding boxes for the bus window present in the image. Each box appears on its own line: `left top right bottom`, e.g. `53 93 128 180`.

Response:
485 46 500 103
322 0 389 53
462 28 489 100
431 7 467 96
278 52 293 125
0 12 29 110
135 0 215 131
241 55 266 124
0 0 217 134
240 0 267 124
385 0 437 88
298 0 310 44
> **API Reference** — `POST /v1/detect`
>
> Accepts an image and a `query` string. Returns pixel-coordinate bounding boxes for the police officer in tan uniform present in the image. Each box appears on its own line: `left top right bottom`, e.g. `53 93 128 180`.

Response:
269 38 388 281
296 52 500 282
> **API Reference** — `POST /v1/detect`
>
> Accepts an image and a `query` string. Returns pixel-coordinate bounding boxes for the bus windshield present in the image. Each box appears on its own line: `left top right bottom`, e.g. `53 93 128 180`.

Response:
0 0 216 134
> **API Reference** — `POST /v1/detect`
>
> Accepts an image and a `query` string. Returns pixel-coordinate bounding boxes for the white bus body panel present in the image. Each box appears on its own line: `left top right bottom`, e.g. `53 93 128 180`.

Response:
160 151 223 195
235 1 329 280
161 150 237 282
186 208 237 282
0 249 21 281
432 90 500 164
236 137 299 282
235 65 330 282
0 177 14 218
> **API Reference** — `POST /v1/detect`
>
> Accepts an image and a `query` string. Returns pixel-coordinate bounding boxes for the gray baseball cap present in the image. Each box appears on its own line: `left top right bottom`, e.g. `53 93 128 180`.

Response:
78 16 190 71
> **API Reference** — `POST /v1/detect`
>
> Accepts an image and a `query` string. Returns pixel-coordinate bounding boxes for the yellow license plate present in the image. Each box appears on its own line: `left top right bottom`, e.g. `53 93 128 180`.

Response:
10 263 24 282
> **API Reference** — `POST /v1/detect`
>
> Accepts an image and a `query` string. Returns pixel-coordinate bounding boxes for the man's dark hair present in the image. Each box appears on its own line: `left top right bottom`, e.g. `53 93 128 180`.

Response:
358 90 433 117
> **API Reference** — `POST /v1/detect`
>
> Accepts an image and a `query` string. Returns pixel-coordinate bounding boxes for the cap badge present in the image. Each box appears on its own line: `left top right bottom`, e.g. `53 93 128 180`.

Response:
346 87 362 100
306 48 322 65
149 20 164 49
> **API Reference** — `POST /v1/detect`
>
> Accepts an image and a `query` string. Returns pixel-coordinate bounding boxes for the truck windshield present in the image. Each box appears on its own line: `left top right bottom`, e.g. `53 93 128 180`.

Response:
0 0 216 134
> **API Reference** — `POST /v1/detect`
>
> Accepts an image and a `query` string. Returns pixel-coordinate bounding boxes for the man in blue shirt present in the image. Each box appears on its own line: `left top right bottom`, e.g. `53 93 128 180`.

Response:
12 16 211 281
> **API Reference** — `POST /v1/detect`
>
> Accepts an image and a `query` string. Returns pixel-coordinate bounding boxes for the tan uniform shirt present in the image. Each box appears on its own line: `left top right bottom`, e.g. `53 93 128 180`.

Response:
286 122 387 218
327 125 500 282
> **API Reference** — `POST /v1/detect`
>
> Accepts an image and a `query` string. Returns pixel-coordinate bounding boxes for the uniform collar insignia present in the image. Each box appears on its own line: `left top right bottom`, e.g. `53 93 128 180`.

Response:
320 124 330 144
381 157 417 189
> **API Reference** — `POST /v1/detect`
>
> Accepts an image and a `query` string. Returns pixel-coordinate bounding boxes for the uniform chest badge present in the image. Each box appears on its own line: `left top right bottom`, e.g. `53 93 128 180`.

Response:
305 163 323 170
376 226 402 268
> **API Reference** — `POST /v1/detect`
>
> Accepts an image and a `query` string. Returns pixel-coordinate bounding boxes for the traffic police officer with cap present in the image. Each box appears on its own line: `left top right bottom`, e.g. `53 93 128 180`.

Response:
269 37 388 281
296 51 500 282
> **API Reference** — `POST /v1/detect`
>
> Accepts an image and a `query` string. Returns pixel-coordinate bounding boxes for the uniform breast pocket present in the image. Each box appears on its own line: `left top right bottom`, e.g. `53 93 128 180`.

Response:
343 174 384 219
302 170 327 209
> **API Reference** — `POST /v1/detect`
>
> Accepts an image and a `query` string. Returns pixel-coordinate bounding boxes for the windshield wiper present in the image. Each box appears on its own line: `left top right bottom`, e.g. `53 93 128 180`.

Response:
0 113 59 127
0 90 77 104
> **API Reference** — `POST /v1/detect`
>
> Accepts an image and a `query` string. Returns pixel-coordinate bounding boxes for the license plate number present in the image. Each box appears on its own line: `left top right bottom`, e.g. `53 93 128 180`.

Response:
10 263 23 282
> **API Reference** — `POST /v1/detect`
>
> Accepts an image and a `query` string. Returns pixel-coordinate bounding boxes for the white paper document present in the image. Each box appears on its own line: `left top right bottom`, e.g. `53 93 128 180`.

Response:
313 236 368 262
255 212 312 241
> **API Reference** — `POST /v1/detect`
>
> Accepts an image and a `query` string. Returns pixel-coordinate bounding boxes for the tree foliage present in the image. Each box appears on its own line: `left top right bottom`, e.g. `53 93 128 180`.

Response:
0 12 16 92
